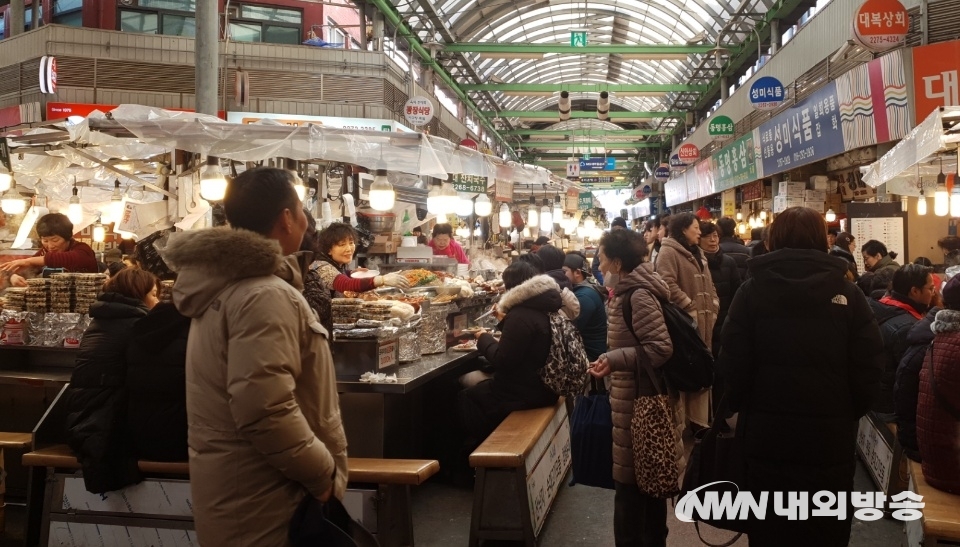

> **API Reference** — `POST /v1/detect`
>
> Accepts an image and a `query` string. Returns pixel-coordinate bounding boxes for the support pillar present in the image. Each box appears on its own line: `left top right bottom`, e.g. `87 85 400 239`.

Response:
721 76 729 101
195 0 219 116
770 19 780 54
359 2 369 50
372 11 385 52
9 0 24 37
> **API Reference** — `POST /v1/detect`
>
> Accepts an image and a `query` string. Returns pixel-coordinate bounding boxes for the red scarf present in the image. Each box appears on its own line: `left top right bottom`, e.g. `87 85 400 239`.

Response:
879 296 924 320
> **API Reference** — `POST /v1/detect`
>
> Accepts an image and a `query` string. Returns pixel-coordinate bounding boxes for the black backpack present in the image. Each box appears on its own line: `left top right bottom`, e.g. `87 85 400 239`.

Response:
622 287 714 392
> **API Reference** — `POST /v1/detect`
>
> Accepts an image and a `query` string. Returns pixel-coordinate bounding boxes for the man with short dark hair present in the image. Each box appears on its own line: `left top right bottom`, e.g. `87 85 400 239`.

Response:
530 235 551 253
562 252 607 361
0 212 98 286
716 217 751 279
164 167 347 547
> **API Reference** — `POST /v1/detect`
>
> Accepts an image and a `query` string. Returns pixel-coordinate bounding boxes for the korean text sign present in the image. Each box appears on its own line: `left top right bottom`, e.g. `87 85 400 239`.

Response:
758 81 846 177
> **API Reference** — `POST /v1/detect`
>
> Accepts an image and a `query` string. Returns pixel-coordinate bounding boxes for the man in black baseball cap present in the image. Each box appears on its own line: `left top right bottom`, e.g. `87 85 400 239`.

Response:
563 252 608 360
530 236 551 253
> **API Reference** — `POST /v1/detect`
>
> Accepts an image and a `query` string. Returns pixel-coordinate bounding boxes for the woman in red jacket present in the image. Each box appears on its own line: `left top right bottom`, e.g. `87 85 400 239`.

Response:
1 213 98 286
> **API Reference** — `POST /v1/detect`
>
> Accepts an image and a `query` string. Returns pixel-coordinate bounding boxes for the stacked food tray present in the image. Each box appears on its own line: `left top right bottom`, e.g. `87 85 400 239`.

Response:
73 273 106 314
331 298 363 325
359 301 393 322
25 278 52 313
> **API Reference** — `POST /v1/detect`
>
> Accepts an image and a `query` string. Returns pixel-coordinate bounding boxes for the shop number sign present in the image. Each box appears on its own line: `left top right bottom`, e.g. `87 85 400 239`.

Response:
404 97 435 127
578 192 593 209
678 143 700 163
670 154 686 170
452 173 487 193
750 76 785 111
654 164 671 182
709 115 735 141
852 0 908 52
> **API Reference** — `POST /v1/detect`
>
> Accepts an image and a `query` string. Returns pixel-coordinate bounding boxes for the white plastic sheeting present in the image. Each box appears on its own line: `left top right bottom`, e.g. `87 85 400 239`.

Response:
862 106 960 189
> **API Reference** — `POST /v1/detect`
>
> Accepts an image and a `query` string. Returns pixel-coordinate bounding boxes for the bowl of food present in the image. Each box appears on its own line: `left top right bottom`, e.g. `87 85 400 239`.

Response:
434 285 461 297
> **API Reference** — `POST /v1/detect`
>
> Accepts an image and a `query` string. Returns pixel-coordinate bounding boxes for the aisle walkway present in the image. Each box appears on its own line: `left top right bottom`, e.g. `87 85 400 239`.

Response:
411 460 903 546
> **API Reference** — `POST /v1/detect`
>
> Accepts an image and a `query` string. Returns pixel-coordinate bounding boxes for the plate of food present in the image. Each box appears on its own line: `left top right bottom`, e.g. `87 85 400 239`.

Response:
351 270 380 279
452 341 478 352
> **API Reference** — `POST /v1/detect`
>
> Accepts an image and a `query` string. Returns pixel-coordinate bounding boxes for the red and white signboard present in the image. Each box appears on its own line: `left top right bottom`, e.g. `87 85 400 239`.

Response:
677 143 700 163
404 97 435 127
911 39 960 124
39 56 57 94
852 0 909 52
460 137 479 150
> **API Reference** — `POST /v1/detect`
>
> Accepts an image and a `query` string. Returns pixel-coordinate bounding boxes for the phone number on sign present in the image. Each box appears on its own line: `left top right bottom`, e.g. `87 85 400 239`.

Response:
793 146 816 163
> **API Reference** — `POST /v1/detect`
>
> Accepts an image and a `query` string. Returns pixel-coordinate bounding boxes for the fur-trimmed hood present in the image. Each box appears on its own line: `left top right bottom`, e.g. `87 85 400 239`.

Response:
498 274 574 317
163 227 302 318
932 308 960 334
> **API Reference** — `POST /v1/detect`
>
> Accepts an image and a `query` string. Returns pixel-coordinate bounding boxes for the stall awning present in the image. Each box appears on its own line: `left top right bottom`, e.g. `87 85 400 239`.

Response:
863 106 960 189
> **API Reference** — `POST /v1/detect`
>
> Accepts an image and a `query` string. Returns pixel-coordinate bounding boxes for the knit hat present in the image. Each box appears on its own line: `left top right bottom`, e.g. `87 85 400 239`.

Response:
942 274 960 310
611 217 628 229
563 253 591 276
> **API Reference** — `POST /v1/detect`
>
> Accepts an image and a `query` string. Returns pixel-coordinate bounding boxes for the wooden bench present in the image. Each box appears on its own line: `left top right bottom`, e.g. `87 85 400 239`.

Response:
904 460 960 547
23 444 439 547
0 432 33 533
468 397 570 547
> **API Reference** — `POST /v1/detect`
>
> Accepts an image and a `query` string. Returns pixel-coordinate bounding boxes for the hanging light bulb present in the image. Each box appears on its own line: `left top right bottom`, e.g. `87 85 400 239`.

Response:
427 181 444 215
950 179 960 218
527 196 539 228
523 226 531 238
200 157 228 202
106 179 125 225
737 222 747 235
540 198 553 230
440 182 459 215
456 224 470 238
498 202 511 228
825 208 837 222
436 212 448 225
901 195 909 212
0 178 26 215
935 182 949 216
92 217 106 243
552 194 562 223
736 211 743 221
368 169 395 211
475 193 492 217
918 187 928 216
455 193 474 217
67 185 83 225
759 209 767 221
0 164 11 193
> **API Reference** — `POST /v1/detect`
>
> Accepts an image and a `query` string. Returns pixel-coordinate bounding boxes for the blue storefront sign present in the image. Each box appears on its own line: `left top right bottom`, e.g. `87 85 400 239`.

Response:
750 76 786 111
654 165 671 182
758 80 845 176
580 157 616 171
669 154 686 170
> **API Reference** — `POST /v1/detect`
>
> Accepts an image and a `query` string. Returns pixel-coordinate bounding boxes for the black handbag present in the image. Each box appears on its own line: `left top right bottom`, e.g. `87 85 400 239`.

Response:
569 378 615 490
290 495 380 547
679 397 748 546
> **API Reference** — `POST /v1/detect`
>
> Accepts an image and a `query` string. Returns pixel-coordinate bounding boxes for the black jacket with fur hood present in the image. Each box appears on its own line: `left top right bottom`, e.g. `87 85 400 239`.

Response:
476 275 570 406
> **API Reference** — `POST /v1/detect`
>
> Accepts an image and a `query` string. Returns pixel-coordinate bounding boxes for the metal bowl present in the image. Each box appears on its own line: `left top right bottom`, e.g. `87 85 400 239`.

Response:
406 287 438 298
357 211 397 233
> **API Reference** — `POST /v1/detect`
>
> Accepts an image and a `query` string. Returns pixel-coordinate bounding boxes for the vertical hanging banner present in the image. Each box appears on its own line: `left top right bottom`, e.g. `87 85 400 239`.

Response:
835 50 909 149
578 192 594 209
495 179 514 202
565 189 579 212
852 0 909 52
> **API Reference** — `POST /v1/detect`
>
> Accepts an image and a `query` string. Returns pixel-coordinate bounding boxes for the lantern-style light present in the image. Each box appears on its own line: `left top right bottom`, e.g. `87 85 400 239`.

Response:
368 169 395 211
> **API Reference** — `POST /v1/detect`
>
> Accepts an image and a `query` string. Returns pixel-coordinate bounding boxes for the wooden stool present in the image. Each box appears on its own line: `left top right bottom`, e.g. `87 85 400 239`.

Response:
0 432 33 533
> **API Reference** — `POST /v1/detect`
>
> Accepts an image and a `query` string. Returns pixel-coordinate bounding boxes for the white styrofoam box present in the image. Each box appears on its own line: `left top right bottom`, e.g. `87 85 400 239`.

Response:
62 476 193 517
804 189 827 202
810 175 829 188
778 181 806 194
49 521 199 547
804 201 825 212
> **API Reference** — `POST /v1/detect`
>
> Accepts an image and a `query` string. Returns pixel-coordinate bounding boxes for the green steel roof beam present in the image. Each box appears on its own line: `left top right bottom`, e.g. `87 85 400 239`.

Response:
505 129 661 137
366 0 516 159
485 111 685 119
444 43 717 55
517 142 662 149
463 83 707 93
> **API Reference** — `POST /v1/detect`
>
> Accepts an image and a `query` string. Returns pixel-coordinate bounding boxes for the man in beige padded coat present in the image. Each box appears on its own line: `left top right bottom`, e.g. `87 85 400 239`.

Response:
164 167 348 547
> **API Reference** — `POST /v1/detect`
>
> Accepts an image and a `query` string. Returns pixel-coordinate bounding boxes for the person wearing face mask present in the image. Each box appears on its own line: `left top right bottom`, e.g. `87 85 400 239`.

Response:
64 268 161 494
0 213 98 286
654 212 719 428
312 222 410 297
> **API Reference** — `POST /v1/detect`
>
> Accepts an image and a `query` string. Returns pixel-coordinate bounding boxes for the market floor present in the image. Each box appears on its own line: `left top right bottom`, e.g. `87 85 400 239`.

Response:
0 460 902 547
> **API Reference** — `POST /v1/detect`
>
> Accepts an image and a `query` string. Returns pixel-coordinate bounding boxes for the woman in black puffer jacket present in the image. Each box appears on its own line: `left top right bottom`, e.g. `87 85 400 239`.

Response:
65 268 159 493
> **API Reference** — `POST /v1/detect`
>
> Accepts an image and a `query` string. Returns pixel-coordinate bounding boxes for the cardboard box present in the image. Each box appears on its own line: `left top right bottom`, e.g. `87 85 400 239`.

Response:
804 189 827 202
368 241 398 254
804 200 825 212
778 181 806 194
809 176 829 189
826 194 843 209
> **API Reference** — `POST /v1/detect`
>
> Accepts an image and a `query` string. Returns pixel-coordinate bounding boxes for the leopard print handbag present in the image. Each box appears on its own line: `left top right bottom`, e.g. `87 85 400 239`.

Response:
631 366 683 499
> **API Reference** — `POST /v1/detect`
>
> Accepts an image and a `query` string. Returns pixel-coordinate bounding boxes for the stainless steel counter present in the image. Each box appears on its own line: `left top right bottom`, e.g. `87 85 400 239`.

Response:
336 349 479 395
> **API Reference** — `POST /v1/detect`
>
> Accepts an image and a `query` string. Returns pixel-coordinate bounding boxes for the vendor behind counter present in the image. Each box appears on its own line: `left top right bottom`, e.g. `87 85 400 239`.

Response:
0 213 99 286
428 223 469 264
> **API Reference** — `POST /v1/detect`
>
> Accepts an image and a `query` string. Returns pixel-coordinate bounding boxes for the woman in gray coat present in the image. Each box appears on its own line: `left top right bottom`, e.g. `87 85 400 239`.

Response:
590 229 675 547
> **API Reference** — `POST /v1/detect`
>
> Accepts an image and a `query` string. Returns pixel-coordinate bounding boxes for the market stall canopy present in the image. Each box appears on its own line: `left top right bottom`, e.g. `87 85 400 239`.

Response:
863 106 960 190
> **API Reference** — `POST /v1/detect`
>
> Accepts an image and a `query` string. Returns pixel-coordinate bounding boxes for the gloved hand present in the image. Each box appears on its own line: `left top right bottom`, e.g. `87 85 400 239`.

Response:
378 272 410 289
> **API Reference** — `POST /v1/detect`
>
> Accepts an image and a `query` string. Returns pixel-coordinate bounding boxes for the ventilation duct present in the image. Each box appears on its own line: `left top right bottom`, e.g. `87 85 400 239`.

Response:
597 91 610 121
558 91 571 121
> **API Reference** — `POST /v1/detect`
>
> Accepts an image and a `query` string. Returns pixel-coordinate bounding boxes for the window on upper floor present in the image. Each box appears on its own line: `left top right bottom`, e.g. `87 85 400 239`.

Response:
118 0 194 36
53 0 82 26
229 3 302 44
117 1 299 43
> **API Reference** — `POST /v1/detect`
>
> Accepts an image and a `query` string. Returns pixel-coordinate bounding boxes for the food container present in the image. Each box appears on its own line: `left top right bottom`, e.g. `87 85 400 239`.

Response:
331 298 363 324
398 319 422 362
332 334 400 378
420 301 454 354
434 285 461 297
357 211 397 233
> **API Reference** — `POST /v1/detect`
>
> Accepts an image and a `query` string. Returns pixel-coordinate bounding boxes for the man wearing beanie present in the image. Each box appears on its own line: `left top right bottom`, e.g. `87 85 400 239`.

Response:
915 274 960 493
562 252 608 361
